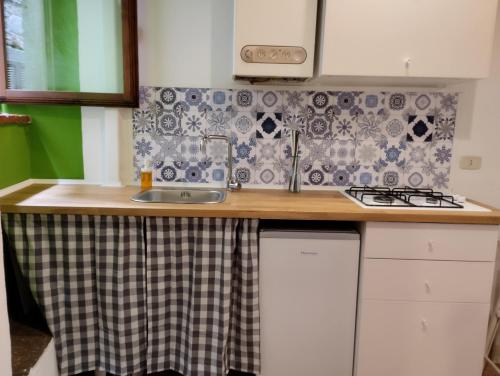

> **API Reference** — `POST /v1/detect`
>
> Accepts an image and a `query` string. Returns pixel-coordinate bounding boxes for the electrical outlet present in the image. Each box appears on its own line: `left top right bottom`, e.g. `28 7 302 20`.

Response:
459 156 482 170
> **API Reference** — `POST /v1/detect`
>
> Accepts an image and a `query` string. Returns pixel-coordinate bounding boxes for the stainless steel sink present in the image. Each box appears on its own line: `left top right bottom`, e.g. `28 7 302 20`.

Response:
131 187 227 204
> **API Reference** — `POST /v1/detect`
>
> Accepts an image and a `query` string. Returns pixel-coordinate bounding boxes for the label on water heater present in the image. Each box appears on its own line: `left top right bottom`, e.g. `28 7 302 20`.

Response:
240 45 307 64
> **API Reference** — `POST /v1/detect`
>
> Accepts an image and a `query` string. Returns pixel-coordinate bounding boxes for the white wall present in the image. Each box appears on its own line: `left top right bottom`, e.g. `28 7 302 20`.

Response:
449 3 500 208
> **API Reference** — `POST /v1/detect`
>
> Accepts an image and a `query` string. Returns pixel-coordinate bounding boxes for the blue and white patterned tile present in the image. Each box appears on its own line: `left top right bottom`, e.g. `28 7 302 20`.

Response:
156 87 181 111
355 112 384 142
256 90 283 113
255 138 282 164
301 138 334 166
208 88 232 112
430 166 451 190
381 117 406 141
254 162 284 185
206 109 232 136
132 109 155 136
406 142 430 165
132 88 458 190
359 92 385 115
155 109 180 136
329 91 364 118
331 165 356 187
178 136 204 163
379 169 403 187
354 166 380 186
408 92 437 116
385 92 409 113
434 113 455 141
231 112 256 137
208 164 227 184
157 159 211 184
436 92 459 116
139 86 156 111
134 133 154 160
381 141 406 166
232 89 257 112
407 114 435 142
308 91 331 113
233 135 256 165
150 135 183 162
234 160 255 185
332 114 357 141
331 139 356 167
305 114 332 140
203 138 228 166
180 161 210 183
355 138 383 167
282 90 308 121
430 140 453 168
434 92 458 141
402 164 431 189
256 112 283 139
181 87 210 110
154 161 179 183
302 162 333 186
283 113 306 138
177 107 208 137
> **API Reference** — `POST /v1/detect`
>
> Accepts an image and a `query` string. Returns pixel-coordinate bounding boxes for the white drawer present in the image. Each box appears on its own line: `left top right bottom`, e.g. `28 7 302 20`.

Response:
363 222 498 261
361 259 494 303
356 300 490 376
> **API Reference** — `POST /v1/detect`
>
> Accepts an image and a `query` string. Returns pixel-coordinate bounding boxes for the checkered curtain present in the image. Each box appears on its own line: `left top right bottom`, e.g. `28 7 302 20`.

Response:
2 214 147 376
2 214 260 376
146 217 260 376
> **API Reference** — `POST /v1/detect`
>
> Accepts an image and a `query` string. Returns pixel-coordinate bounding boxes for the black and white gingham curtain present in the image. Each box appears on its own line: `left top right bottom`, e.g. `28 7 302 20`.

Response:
1 213 259 376
146 217 260 376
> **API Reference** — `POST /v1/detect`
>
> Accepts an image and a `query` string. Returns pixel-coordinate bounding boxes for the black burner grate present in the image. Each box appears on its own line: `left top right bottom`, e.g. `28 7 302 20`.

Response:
345 186 464 209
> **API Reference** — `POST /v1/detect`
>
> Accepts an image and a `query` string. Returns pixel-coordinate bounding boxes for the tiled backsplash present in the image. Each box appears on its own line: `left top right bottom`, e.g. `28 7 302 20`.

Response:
133 87 457 189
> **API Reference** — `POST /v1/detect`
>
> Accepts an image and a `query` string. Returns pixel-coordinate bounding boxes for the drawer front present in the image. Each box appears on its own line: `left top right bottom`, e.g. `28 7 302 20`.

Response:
362 259 494 303
356 300 489 376
363 222 498 261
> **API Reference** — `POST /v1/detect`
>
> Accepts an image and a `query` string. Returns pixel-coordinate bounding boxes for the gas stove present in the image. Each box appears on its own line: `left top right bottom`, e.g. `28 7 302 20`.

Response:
343 186 490 212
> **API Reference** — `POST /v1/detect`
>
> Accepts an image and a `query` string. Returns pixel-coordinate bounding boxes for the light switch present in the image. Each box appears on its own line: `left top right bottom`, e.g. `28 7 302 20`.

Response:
459 156 482 170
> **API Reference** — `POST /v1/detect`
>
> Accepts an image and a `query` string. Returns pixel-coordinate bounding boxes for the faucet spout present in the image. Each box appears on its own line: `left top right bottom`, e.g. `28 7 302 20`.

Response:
201 135 241 191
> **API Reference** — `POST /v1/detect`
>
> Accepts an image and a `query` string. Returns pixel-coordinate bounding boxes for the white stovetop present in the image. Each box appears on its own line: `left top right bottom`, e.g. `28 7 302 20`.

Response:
341 190 491 212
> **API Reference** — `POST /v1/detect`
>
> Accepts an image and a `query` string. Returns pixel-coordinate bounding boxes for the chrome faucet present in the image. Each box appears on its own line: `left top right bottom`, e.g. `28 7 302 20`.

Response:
200 135 242 191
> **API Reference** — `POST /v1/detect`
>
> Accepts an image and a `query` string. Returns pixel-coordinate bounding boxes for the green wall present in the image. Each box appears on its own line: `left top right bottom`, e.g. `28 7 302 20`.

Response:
0 105 84 189
0 0 84 190
0 124 31 188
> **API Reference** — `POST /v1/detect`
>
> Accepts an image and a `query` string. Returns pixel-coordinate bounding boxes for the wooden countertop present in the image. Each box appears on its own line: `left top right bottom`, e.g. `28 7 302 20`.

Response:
0 184 500 224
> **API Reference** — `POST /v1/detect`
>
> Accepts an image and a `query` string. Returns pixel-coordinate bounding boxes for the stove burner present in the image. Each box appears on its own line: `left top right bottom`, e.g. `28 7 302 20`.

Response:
373 195 395 204
426 197 439 204
345 186 464 209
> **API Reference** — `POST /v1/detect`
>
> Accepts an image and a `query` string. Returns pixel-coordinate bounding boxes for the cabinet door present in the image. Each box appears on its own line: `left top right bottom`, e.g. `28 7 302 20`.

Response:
356 300 490 376
319 0 498 78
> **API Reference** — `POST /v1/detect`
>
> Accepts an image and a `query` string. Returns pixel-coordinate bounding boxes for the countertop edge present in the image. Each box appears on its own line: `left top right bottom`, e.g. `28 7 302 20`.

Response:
1 184 500 225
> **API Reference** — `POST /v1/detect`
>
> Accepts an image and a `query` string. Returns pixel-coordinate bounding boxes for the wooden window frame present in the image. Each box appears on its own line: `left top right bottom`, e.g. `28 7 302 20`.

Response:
0 0 138 108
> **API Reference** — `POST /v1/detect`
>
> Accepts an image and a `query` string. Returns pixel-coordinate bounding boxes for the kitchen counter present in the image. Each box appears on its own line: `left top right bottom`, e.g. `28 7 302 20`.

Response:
0 184 500 224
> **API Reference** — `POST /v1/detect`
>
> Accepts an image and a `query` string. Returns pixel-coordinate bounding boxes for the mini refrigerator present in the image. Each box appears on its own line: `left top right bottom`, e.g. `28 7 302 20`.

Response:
259 222 360 376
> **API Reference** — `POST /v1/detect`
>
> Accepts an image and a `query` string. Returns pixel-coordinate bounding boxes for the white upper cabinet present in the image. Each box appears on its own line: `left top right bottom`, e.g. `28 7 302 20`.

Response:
318 0 499 79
